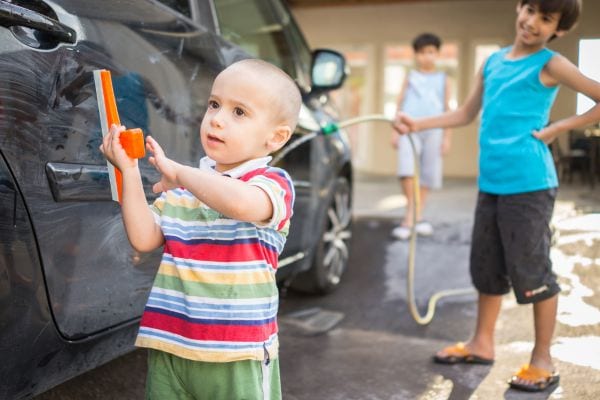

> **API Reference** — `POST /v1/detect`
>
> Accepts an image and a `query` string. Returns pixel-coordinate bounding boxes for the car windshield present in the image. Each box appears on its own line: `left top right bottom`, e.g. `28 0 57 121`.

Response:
212 0 308 84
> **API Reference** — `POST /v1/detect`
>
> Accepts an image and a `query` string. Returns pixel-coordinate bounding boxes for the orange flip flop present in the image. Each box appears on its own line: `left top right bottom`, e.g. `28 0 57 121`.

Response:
508 364 560 392
432 342 494 365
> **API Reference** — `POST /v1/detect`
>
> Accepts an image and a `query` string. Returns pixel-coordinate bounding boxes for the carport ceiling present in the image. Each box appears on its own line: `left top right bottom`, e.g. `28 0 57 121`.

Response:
287 0 477 7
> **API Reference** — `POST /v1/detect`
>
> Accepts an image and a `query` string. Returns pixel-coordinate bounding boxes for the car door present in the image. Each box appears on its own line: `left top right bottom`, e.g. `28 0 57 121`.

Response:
0 0 225 339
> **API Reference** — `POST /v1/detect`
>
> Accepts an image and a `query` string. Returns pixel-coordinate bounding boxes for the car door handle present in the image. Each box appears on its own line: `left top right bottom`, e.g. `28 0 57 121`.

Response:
45 162 158 202
0 1 76 44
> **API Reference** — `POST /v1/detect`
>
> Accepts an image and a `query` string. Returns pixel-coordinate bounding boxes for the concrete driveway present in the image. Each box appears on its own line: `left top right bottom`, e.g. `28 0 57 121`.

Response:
37 176 600 400
279 175 600 399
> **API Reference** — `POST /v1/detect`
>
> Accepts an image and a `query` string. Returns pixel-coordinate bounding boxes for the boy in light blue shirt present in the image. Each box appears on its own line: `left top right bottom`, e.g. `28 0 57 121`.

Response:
395 0 600 392
391 33 452 240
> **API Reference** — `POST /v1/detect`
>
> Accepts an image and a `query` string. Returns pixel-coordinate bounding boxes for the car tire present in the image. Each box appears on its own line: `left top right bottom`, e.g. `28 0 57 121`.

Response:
291 175 352 294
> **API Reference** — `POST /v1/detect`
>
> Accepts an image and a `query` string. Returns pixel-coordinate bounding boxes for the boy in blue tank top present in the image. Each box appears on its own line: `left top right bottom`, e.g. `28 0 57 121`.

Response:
395 0 600 392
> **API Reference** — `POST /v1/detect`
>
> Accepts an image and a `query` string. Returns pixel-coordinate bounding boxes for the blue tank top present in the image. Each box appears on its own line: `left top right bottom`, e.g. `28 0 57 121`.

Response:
479 46 559 194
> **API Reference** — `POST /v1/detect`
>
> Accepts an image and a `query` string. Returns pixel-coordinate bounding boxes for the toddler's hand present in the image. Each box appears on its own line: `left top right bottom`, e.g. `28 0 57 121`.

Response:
146 136 180 193
393 112 416 135
99 124 138 171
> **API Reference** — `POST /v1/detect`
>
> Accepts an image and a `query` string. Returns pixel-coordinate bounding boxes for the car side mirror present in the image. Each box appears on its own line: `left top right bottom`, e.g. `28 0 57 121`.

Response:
310 49 348 93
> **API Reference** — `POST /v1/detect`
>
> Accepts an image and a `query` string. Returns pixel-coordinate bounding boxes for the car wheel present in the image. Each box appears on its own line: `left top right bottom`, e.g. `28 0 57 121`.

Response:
291 176 352 294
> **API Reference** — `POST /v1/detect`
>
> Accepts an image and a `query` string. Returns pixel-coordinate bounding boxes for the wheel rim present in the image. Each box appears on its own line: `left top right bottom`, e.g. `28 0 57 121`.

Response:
321 180 352 286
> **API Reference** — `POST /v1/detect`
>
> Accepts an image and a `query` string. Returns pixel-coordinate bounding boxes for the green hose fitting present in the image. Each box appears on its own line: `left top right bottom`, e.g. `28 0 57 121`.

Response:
320 123 339 135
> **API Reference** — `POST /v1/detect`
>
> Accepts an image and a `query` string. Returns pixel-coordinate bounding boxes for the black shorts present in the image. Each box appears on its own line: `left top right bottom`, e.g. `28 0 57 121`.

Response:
469 189 560 304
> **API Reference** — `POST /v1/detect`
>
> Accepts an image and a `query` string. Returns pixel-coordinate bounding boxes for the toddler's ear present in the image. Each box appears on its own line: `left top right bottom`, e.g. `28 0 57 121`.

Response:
267 125 292 152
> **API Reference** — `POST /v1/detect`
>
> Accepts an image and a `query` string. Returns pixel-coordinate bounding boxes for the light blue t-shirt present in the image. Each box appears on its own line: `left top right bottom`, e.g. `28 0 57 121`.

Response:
479 46 559 195
402 70 446 119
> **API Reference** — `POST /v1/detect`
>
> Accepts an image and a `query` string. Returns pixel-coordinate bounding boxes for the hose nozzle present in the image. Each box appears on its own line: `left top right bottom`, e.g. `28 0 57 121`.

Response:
320 123 339 135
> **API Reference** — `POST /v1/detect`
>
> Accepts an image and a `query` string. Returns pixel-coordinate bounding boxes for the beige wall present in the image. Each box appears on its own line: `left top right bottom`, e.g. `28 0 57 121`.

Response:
292 0 599 177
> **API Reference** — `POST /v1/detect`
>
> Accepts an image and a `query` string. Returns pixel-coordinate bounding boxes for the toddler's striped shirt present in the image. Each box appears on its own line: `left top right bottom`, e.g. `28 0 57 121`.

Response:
135 156 294 362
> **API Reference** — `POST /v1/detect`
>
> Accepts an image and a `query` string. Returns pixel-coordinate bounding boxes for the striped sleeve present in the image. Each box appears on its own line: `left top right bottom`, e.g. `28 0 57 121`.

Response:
242 167 294 232
150 192 167 225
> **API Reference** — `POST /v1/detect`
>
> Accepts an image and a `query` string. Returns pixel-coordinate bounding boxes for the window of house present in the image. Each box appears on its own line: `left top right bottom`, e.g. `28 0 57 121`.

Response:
577 39 600 115
383 42 459 119
474 44 500 72
330 48 370 119
328 46 372 166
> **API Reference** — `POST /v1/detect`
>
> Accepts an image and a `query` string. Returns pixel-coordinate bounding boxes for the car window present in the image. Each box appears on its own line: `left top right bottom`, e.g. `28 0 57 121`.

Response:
272 0 312 87
212 0 299 82
155 0 192 18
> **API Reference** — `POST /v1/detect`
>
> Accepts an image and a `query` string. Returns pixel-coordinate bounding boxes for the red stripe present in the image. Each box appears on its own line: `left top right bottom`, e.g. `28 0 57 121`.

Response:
165 241 278 264
239 168 268 181
140 311 278 342
264 247 278 269
263 172 293 231
240 168 293 231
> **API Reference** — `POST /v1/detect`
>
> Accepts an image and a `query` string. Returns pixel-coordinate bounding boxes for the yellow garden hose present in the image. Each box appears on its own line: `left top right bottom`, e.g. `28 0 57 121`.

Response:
327 114 475 325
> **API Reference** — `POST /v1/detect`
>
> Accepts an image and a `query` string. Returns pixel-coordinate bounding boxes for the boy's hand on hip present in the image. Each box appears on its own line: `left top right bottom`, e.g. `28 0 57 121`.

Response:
393 112 415 135
99 124 138 171
532 127 559 144
146 136 179 193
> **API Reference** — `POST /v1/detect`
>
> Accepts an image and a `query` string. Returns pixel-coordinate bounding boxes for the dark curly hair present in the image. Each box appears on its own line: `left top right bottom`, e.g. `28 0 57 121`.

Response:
412 33 441 52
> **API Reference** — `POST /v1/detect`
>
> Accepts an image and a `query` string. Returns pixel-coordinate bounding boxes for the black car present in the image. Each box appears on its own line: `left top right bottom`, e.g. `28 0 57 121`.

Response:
0 0 352 398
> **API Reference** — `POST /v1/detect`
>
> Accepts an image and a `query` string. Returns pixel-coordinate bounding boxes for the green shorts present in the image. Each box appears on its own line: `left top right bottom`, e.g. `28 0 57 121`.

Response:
146 350 281 400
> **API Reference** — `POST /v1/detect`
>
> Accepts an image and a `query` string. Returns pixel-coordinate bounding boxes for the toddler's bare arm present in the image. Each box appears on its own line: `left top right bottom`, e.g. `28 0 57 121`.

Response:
100 126 164 252
146 136 274 224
